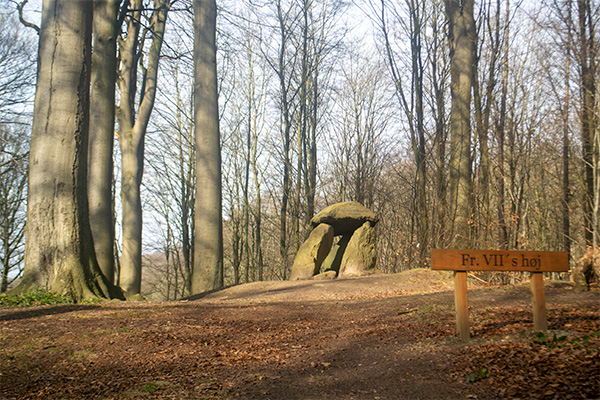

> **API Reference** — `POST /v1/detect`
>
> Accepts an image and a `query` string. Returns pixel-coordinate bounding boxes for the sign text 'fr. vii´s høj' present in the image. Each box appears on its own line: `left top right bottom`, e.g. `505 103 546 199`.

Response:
431 249 569 272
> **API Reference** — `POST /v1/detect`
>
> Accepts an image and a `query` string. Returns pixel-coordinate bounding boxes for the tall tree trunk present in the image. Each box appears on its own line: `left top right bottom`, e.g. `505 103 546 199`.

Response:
192 0 223 294
563 4 572 256
297 0 309 241
243 46 255 283
446 0 475 249
117 0 169 296
231 205 241 285
280 132 290 280
307 70 318 223
254 185 264 281
182 124 194 296
411 1 428 265
243 87 251 283
14 0 122 301
577 0 598 246
0 148 27 293
1 229 11 293
275 0 293 280
88 0 120 285
496 0 510 250
472 0 502 247
251 104 264 281
429 1 448 248
380 0 428 260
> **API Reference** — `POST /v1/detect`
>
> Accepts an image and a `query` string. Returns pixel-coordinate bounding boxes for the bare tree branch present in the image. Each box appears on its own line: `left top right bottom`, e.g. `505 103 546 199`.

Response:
16 0 40 34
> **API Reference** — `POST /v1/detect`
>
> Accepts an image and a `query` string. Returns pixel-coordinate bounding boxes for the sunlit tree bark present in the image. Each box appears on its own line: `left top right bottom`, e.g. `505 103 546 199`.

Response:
445 0 476 248
577 0 598 246
14 0 122 301
117 0 169 296
88 0 120 284
192 0 223 294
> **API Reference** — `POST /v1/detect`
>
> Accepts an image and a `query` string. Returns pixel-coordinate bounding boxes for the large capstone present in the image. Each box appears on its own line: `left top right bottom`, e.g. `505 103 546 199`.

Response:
310 201 378 236
289 223 334 280
339 221 377 277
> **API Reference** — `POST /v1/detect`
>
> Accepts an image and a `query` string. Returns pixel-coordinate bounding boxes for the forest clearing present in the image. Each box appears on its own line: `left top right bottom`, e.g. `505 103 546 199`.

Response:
2 270 599 399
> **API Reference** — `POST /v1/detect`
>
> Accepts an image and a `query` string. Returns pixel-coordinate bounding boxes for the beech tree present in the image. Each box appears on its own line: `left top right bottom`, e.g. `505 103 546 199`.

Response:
445 0 476 249
472 0 504 247
192 0 223 294
117 0 170 296
88 0 121 285
12 0 122 301
372 0 429 265
576 0 599 247
427 0 451 251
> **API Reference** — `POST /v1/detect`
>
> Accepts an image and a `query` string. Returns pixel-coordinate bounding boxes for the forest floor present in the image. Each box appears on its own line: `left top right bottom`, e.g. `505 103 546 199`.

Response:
1 269 599 400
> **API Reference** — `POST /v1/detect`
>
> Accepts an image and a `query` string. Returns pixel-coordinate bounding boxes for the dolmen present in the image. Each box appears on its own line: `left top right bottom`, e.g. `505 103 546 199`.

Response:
289 201 378 280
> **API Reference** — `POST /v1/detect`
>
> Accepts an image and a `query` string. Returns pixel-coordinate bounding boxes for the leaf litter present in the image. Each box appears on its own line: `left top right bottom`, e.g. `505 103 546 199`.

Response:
0 273 598 399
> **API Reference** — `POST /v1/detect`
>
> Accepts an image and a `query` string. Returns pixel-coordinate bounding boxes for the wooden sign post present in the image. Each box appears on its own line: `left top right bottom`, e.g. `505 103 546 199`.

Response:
431 249 569 340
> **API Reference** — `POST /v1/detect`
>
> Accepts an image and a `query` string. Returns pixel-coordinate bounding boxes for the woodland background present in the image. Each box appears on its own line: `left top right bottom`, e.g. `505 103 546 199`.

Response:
0 0 598 300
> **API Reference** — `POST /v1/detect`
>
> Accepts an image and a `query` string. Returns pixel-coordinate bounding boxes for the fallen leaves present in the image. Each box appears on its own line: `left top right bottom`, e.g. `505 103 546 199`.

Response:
454 306 600 399
0 284 597 399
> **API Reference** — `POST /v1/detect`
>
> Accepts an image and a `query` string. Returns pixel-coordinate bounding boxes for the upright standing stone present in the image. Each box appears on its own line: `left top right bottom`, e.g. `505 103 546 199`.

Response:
321 233 351 275
339 221 377 277
289 223 334 280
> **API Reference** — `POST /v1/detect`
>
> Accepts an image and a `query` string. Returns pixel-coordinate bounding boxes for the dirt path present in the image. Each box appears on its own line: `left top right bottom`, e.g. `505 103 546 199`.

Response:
1 270 599 399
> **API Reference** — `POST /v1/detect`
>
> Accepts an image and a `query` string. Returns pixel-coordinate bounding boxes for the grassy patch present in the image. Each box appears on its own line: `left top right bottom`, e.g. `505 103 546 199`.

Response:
0 289 72 307
140 381 158 393
2 337 56 362
69 349 96 362
120 380 176 398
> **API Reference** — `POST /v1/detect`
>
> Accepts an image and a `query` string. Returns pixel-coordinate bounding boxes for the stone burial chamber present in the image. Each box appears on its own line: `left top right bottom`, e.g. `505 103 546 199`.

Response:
289 201 378 280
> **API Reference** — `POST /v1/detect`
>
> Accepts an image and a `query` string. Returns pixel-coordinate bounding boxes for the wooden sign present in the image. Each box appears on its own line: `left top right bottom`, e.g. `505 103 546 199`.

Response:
431 249 569 340
431 249 569 272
